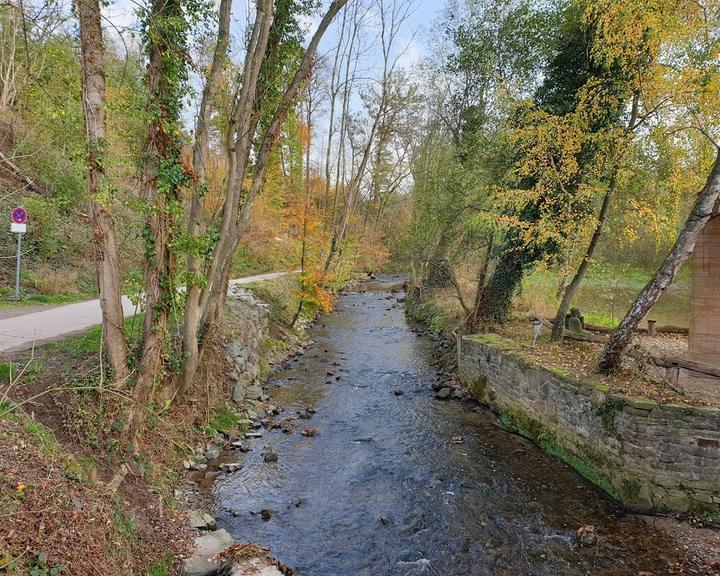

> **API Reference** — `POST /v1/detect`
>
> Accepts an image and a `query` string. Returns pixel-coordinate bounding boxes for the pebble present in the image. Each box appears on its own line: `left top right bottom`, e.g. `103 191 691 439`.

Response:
394 389 404 396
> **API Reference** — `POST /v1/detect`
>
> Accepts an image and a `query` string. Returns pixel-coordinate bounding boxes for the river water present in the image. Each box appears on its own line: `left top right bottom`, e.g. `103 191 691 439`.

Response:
216 279 692 575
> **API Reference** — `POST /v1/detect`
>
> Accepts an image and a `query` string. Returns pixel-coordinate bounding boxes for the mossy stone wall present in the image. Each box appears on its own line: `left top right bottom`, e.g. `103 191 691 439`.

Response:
458 334 720 513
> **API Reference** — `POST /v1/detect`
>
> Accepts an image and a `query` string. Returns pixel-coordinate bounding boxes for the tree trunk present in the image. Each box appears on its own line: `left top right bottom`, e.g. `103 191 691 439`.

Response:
468 231 494 328
599 148 720 373
551 165 618 341
179 0 232 391
125 0 187 450
477 241 531 323
552 95 639 341
76 0 129 384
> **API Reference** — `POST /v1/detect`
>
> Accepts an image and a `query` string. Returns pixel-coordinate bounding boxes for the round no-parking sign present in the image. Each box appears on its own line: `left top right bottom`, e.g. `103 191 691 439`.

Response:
11 207 27 224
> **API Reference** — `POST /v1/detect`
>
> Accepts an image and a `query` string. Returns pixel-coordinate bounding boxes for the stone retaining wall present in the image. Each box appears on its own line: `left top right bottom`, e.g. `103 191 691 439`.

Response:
225 285 270 403
457 334 720 513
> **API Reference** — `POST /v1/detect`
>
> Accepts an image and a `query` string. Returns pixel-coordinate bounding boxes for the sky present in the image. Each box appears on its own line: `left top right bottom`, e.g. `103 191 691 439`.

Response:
103 0 445 67
101 0 447 144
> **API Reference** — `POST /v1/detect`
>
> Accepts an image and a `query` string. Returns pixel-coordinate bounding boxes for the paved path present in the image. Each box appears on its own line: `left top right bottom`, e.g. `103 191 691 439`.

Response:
0 271 293 354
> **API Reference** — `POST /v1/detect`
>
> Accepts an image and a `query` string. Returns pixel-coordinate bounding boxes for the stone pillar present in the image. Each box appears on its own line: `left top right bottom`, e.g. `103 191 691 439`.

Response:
689 214 720 364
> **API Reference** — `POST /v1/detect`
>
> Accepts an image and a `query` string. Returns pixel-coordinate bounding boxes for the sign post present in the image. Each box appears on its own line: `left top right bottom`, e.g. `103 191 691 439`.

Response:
11 207 27 300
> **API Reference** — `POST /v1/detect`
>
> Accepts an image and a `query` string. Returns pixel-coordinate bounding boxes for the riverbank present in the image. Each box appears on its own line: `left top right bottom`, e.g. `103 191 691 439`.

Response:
0 275 308 575
457 333 720 514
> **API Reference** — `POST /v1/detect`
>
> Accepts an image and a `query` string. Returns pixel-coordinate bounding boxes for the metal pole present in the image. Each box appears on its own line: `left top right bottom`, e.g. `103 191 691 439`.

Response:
15 232 21 300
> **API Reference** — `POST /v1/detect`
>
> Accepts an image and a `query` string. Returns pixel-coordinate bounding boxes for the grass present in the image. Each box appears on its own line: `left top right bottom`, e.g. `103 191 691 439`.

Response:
206 402 242 435
0 291 94 307
246 278 299 327
24 418 59 456
41 313 144 359
519 262 690 327
584 310 619 328
0 361 15 381
146 560 173 576
111 504 137 544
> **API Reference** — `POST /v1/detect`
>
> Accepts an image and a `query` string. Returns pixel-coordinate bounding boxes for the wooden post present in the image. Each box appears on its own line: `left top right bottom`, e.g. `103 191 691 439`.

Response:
647 319 656 337
666 364 680 387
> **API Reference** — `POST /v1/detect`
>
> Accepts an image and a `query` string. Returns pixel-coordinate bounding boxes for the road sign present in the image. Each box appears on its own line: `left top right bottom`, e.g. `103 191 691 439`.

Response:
10 207 26 299
11 207 27 224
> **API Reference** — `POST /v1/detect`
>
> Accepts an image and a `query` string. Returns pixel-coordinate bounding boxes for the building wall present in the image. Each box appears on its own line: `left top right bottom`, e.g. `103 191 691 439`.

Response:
690 215 720 363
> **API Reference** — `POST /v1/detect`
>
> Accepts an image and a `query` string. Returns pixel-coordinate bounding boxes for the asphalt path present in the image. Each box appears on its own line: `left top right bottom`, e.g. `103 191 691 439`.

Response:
0 271 292 354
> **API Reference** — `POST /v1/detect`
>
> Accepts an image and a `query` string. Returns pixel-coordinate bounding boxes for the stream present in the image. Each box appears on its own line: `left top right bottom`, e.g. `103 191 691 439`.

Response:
216 278 691 575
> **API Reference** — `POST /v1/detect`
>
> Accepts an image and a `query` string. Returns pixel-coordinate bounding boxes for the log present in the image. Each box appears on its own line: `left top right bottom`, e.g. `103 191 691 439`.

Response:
0 150 50 196
625 346 720 379
583 322 688 335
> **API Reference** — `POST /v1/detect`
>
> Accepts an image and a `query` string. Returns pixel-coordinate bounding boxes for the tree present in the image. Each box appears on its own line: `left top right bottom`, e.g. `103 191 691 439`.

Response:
115 0 194 484
599 149 720 373
549 0 697 340
180 0 232 391
179 0 349 389
76 0 129 383
477 1 621 323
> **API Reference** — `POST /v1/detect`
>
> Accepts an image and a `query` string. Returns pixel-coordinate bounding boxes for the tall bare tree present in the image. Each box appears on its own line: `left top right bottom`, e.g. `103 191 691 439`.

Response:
179 0 349 388
324 0 413 270
180 0 233 390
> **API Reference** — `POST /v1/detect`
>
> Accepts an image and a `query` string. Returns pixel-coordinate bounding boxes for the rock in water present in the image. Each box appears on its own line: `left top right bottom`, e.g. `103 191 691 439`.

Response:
435 387 452 400
263 447 278 463
393 389 404 396
576 524 597 546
